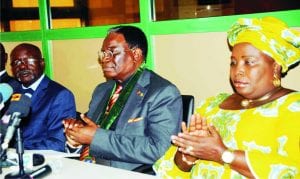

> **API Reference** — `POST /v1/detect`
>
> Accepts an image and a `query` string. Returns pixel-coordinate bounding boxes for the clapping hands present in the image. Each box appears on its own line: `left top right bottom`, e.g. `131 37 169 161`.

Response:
172 113 227 167
63 114 99 147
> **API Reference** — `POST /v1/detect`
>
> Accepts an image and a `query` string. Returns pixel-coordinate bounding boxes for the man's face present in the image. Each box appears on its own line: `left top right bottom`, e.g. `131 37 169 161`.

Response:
10 47 44 87
99 32 140 82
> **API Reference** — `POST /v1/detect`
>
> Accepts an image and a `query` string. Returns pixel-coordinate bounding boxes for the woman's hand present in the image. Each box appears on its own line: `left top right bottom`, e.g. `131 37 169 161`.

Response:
173 125 227 164
173 114 211 171
176 119 256 178
188 114 210 136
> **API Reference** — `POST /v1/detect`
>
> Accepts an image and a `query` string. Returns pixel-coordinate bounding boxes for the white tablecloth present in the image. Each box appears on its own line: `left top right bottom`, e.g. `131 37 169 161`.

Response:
2 149 158 179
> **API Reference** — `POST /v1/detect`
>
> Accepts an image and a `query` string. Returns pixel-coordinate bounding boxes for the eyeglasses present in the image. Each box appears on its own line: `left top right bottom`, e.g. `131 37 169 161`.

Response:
98 50 119 61
11 58 40 67
98 48 135 62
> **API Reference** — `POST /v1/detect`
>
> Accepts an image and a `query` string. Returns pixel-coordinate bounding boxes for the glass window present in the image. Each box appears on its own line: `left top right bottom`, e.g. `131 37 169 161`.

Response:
1 0 40 32
9 20 41 32
0 0 140 32
12 0 38 7
154 0 300 21
49 0 140 29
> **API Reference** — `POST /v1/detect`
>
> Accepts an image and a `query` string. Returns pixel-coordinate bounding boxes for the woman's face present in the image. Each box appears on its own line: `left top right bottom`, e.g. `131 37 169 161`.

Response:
230 42 278 99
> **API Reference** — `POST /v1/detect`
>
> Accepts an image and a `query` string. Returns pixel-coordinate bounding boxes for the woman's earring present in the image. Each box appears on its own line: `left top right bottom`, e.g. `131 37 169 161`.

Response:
273 73 281 87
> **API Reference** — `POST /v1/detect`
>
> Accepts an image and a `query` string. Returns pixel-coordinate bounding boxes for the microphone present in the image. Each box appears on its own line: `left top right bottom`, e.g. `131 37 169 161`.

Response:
4 164 52 179
1 94 31 150
6 93 31 117
32 153 45 166
0 83 13 104
5 158 62 179
2 153 45 168
23 153 45 168
29 164 52 178
0 83 13 111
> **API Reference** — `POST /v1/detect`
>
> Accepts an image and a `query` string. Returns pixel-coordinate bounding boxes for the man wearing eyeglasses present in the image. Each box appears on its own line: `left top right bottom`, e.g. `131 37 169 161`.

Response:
63 26 182 172
7 43 76 152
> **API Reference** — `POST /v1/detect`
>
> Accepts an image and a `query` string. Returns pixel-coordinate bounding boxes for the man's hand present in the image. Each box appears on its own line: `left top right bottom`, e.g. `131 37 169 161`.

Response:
64 114 99 145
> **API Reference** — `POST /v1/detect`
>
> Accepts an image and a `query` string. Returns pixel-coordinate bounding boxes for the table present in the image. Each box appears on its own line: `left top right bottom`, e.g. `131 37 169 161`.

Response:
1 150 158 179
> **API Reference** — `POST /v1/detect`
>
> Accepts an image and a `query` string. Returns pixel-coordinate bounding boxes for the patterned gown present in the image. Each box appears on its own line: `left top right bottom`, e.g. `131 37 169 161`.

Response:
153 92 300 178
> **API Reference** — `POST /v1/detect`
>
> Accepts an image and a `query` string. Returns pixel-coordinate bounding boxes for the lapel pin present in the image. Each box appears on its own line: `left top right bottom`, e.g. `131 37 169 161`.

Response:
136 90 144 97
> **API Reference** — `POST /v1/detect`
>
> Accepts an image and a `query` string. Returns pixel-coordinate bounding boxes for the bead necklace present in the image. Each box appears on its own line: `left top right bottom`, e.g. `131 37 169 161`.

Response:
240 87 282 108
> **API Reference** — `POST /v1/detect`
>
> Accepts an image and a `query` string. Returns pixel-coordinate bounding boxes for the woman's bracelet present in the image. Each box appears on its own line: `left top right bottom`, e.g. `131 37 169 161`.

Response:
181 153 199 166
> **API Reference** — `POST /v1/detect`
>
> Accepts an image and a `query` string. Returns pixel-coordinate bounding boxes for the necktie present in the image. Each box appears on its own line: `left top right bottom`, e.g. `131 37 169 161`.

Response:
22 88 34 95
105 84 123 114
79 84 123 163
21 88 34 98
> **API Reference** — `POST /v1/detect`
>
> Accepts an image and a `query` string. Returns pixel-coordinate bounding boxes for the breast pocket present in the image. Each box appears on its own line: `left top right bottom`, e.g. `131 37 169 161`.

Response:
123 116 146 135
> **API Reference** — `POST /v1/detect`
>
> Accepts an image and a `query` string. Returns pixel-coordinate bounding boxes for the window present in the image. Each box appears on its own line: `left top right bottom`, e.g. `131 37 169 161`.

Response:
1 0 40 31
1 0 140 32
153 0 300 21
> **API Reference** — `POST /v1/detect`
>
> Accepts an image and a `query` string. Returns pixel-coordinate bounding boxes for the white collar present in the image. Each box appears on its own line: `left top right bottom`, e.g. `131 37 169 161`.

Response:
0 70 6 76
22 74 45 91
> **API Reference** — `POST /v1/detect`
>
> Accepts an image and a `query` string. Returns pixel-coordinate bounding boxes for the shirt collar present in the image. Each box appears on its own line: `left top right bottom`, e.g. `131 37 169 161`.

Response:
22 74 45 91
0 70 6 76
116 76 131 87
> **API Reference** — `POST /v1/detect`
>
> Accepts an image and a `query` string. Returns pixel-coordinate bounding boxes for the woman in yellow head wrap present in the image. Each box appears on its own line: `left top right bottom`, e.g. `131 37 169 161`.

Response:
153 17 300 178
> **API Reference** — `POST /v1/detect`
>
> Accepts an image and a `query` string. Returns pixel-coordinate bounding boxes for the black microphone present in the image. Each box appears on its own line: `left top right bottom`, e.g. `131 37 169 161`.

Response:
6 94 31 117
32 153 45 166
29 164 52 178
1 94 31 150
1 153 45 168
4 164 52 179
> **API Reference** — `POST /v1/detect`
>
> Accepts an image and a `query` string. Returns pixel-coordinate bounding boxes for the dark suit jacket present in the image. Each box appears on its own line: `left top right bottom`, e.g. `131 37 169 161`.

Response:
0 71 20 118
14 76 76 151
87 69 182 170
0 71 20 90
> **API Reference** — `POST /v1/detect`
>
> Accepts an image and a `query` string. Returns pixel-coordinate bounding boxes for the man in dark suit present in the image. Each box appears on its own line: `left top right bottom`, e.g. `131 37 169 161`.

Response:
0 43 20 118
63 26 182 171
9 43 76 152
0 43 19 88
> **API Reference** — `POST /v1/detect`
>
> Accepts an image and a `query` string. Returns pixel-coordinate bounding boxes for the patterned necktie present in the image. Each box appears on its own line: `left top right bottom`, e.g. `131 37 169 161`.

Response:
105 84 123 114
79 84 123 163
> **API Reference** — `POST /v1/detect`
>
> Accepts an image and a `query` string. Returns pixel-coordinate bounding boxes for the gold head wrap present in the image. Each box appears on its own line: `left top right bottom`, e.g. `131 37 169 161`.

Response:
227 17 300 73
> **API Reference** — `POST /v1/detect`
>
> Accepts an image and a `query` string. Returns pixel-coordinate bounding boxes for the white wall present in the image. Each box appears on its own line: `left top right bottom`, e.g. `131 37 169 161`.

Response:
3 29 300 111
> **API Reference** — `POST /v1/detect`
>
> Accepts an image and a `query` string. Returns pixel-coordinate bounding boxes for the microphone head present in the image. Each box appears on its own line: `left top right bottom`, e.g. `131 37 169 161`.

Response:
0 83 13 103
32 153 45 166
7 93 31 117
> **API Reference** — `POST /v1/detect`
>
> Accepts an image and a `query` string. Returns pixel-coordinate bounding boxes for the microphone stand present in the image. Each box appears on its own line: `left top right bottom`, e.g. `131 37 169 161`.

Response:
1 129 7 175
0 146 3 174
5 127 30 179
